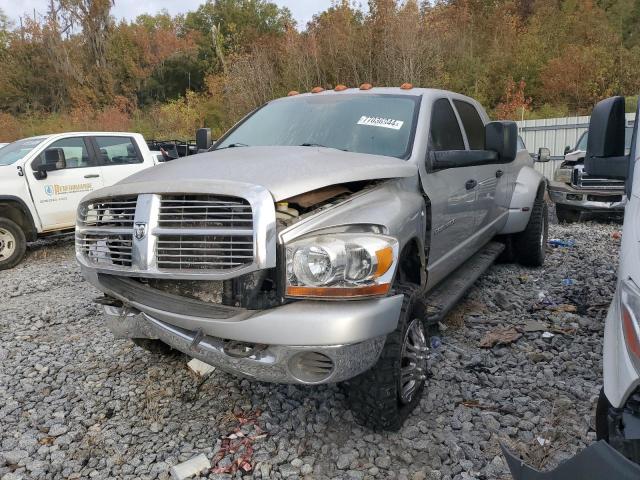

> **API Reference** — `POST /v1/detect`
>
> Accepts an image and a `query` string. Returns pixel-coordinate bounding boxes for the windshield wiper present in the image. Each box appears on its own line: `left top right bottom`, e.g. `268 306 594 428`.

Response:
300 143 349 152
216 142 249 150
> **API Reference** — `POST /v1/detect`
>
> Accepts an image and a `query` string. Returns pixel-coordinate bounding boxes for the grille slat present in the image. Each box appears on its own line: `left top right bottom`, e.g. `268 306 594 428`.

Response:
78 196 138 228
156 194 255 271
572 166 625 190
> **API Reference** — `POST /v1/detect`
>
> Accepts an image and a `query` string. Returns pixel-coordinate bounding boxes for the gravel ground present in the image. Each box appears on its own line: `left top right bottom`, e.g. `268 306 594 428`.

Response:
0 219 622 480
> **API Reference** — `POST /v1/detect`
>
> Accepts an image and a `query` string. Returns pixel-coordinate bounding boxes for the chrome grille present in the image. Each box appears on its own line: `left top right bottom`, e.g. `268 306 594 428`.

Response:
158 194 252 228
156 195 254 271
572 165 625 190
77 233 133 267
78 196 137 227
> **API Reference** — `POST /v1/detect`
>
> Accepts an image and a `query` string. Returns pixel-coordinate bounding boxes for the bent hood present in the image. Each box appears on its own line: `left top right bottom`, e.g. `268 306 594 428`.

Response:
111 146 417 201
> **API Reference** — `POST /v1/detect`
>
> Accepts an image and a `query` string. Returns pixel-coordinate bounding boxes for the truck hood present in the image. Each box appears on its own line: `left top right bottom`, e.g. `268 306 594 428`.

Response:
564 149 585 163
113 146 417 201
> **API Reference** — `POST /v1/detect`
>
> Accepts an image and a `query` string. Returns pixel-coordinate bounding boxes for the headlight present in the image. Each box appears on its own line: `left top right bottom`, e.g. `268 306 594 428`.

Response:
285 234 398 299
554 167 573 183
620 279 640 373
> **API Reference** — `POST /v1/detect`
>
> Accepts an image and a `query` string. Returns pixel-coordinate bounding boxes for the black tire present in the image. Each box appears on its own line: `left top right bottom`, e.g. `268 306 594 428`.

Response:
0 217 27 271
555 204 581 223
132 338 179 356
345 284 433 431
513 188 548 267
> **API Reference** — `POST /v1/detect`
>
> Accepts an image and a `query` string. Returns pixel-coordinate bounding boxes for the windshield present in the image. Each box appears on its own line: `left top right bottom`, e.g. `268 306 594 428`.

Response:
0 137 47 166
575 127 633 153
215 94 421 159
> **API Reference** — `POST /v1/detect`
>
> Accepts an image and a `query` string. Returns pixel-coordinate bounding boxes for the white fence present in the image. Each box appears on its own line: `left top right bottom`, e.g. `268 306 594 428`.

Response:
517 113 636 179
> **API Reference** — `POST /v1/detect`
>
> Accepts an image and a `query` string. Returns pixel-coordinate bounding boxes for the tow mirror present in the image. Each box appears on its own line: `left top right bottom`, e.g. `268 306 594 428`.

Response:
196 128 212 152
537 147 551 163
585 96 629 180
485 121 517 162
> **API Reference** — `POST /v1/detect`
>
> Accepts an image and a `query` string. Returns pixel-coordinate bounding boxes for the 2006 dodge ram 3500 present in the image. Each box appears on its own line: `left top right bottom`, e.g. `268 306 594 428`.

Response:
77 87 549 430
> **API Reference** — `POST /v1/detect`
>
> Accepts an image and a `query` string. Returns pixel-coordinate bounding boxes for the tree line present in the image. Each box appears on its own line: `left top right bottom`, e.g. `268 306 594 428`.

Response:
1 0 639 141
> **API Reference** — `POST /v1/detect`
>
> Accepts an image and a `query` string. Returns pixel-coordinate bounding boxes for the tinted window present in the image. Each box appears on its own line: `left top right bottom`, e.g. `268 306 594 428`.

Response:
216 94 420 159
429 99 464 151
95 137 142 165
33 137 91 169
453 100 485 150
517 136 526 150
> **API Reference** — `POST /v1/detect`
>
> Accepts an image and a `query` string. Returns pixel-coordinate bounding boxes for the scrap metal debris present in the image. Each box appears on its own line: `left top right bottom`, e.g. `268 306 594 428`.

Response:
479 327 522 348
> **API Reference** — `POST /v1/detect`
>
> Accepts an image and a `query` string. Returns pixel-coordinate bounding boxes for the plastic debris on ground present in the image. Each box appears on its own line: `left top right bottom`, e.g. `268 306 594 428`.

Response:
170 454 211 480
187 358 216 377
561 278 575 286
548 238 575 248
479 327 522 348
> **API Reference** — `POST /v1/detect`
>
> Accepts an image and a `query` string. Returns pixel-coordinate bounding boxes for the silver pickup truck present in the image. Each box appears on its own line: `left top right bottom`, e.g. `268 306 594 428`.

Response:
76 86 548 430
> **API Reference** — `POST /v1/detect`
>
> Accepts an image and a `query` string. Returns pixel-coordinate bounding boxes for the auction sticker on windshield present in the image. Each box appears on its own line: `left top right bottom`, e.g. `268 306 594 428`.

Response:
357 116 404 130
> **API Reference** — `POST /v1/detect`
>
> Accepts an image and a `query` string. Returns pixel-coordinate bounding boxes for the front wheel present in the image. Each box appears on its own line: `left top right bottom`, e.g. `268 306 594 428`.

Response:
0 217 27 271
345 284 432 431
513 189 548 267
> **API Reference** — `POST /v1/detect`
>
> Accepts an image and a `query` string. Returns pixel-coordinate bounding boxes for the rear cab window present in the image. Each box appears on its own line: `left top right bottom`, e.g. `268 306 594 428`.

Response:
94 136 143 165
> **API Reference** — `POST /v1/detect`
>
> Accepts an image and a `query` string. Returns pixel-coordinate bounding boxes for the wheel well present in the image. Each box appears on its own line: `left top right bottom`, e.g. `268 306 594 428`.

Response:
396 238 425 287
0 201 36 241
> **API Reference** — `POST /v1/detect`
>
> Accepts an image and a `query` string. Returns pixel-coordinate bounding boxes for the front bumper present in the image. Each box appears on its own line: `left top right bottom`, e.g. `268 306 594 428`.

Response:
105 307 386 384
548 181 626 211
84 266 402 384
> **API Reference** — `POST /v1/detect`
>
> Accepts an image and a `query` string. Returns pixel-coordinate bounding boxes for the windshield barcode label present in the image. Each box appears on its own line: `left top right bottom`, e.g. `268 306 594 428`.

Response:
357 116 404 130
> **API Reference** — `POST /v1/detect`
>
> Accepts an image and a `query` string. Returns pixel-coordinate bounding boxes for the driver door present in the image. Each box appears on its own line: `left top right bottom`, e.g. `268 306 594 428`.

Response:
27 136 103 231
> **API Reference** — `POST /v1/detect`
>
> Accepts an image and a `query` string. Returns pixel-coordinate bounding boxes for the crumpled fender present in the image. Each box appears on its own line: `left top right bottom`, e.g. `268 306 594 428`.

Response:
501 441 640 480
499 166 546 235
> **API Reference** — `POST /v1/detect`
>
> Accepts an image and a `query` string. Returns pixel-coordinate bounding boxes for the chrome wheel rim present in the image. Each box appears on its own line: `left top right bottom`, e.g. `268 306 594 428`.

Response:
0 228 16 260
399 318 428 404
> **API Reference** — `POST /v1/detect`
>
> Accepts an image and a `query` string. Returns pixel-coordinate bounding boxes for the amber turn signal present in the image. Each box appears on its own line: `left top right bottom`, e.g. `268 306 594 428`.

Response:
400 83 413 90
359 83 373 90
375 246 394 277
311 86 324 93
286 283 391 298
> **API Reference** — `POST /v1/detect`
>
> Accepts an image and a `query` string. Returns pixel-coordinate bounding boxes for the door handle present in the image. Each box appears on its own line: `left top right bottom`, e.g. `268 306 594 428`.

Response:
465 179 477 190
495 169 504 178
84 174 100 179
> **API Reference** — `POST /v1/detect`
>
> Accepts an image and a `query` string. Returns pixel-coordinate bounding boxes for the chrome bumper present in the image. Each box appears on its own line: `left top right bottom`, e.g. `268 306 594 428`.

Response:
548 181 626 211
104 307 386 384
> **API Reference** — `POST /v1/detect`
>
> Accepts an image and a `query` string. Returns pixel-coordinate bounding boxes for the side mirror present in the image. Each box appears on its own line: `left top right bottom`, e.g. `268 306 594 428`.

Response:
564 145 571 155
196 128 212 152
584 96 629 180
537 147 551 163
33 148 66 180
485 121 517 162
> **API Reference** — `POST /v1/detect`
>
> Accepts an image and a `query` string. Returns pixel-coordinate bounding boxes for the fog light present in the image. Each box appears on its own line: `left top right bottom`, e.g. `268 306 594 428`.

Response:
566 194 583 201
288 351 334 383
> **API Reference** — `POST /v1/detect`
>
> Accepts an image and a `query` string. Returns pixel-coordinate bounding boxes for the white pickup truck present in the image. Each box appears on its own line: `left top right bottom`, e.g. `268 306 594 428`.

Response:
0 132 159 270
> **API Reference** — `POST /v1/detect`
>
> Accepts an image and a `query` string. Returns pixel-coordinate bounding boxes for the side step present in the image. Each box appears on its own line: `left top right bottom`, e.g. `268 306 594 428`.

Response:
425 241 505 323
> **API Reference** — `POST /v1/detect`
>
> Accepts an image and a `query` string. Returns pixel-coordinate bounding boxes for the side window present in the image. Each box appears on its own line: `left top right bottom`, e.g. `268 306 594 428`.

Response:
95 137 143 166
453 100 485 150
429 99 465 151
517 136 526 151
33 137 92 170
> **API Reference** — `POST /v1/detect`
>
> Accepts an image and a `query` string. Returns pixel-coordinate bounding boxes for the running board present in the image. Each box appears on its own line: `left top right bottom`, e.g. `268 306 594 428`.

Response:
425 241 504 323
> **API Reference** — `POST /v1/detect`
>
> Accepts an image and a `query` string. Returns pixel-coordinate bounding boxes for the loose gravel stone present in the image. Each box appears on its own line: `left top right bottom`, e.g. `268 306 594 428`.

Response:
0 218 620 479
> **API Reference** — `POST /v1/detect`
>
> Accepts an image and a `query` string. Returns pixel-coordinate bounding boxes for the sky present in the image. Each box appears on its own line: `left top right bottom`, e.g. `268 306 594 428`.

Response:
1 0 337 28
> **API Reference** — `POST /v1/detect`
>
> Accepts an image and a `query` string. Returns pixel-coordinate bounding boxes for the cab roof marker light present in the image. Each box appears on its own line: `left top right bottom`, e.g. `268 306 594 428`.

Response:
334 84 348 91
400 83 414 90
359 83 373 90
287 90 299 96
311 86 324 94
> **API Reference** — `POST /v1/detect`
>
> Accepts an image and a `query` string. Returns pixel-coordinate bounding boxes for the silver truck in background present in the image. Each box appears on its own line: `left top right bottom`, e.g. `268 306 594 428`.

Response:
549 126 633 222
76 86 549 430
